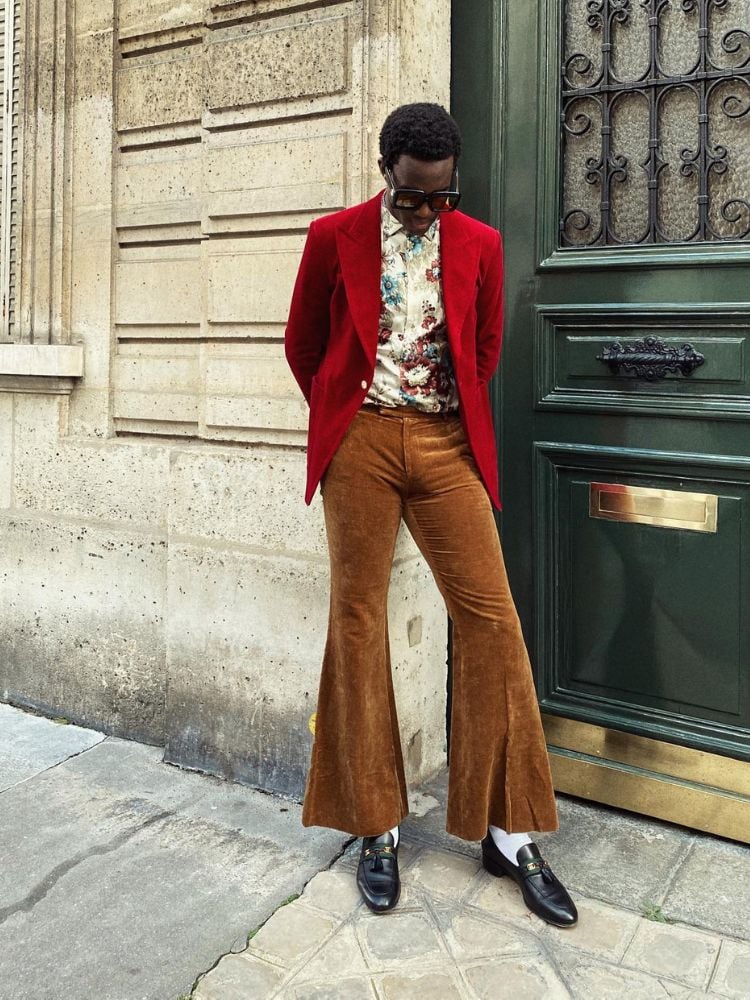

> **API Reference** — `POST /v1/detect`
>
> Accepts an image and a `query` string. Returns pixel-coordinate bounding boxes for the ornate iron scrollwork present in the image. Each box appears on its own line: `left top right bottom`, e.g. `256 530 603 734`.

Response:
562 0 750 246
596 336 706 378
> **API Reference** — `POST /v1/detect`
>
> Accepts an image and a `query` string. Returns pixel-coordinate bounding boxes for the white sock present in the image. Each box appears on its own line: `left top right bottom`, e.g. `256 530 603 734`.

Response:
389 824 399 846
489 824 532 863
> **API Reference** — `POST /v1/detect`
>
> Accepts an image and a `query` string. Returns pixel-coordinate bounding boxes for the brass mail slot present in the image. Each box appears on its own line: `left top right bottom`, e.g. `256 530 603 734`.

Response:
589 482 718 533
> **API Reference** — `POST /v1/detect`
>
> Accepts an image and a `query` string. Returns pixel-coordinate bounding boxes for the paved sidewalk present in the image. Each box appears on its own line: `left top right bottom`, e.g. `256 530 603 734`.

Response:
192 772 750 1000
2 702 749 999
0 702 346 1000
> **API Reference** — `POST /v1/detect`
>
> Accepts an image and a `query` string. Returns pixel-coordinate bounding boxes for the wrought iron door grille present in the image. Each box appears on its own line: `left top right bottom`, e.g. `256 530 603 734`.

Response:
561 0 750 246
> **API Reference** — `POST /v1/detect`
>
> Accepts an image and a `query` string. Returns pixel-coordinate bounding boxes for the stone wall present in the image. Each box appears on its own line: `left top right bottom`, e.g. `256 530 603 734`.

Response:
0 0 452 802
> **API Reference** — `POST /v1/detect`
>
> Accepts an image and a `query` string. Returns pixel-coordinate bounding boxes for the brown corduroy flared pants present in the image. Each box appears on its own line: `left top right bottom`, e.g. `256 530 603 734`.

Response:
301 404 559 842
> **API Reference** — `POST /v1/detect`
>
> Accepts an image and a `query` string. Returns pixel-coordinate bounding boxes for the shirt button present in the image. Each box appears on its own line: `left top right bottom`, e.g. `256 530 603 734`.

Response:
360 380 368 390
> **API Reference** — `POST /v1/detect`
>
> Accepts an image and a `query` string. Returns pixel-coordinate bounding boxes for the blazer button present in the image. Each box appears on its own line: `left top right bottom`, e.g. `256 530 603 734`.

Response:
360 380 368 390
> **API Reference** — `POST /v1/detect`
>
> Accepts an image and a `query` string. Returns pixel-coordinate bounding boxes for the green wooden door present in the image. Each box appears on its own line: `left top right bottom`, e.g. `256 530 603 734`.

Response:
452 0 750 840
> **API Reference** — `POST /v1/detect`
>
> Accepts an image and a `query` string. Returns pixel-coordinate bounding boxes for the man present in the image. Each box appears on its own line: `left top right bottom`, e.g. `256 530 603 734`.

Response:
284 103 577 926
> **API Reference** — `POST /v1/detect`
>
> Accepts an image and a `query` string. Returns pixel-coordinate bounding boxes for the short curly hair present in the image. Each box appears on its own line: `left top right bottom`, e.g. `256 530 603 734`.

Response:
379 103 462 170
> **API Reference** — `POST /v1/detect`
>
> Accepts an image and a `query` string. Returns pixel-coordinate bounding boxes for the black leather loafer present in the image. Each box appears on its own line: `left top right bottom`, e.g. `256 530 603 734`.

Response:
480 834 578 927
356 831 400 913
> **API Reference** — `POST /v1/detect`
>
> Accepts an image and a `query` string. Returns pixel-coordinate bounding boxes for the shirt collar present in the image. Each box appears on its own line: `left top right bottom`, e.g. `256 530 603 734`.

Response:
381 193 439 243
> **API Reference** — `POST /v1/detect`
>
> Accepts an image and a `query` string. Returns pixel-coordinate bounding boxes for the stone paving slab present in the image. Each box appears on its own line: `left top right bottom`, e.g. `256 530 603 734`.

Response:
710 939 750 1000
0 705 346 1000
623 920 722 991
661 834 750 941
0 702 104 790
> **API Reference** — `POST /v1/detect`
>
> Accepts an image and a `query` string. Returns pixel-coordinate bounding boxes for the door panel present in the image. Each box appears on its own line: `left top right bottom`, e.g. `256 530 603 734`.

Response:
536 305 750 419
569 488 741 715
452 0 750 840
535 447 749 745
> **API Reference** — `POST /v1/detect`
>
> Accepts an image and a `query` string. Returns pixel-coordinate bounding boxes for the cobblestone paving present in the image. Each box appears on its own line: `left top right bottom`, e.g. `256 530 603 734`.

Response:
191 836 750 1000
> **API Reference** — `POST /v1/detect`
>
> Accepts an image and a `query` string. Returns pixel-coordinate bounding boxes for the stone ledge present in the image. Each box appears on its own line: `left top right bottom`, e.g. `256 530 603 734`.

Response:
0 343 84 376
0 344 84 393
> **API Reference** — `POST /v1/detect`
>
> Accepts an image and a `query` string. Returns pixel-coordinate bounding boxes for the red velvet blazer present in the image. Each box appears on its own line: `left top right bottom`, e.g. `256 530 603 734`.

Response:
284 191 505 509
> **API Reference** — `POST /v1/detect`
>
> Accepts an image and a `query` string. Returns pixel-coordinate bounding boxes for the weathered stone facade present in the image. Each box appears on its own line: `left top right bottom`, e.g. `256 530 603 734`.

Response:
0 0 452 801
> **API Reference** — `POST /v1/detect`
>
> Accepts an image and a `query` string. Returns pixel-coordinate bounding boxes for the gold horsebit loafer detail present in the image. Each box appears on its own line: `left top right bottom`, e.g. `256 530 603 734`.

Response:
363 844 395 869
519 856 554 879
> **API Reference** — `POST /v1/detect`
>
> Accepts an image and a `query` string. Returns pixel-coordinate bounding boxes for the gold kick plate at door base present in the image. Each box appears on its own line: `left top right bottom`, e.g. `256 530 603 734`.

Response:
542 715 750 844
589 482 718 533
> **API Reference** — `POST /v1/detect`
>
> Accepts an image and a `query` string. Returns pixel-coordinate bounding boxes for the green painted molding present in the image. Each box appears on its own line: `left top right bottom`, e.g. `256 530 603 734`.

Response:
533 302 750 420
540 244 750 272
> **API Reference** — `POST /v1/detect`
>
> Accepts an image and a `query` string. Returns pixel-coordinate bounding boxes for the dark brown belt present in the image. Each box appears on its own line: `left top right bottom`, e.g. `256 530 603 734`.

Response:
359 402 460 420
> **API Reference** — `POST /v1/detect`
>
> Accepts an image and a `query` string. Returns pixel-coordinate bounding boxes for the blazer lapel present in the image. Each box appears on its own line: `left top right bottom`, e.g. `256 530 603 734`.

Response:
440 211 481 369
335 197 481 370
336 194 383 363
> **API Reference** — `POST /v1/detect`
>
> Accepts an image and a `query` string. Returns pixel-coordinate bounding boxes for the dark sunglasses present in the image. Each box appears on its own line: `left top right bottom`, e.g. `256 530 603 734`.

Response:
384 165 461 213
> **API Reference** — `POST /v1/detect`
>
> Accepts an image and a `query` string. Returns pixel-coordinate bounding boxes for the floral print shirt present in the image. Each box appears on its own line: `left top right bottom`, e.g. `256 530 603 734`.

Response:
363 198 459 412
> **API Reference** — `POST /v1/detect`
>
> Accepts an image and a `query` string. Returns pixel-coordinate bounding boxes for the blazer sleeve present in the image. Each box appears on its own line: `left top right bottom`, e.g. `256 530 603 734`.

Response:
474 230 504 384
284 219 332 405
